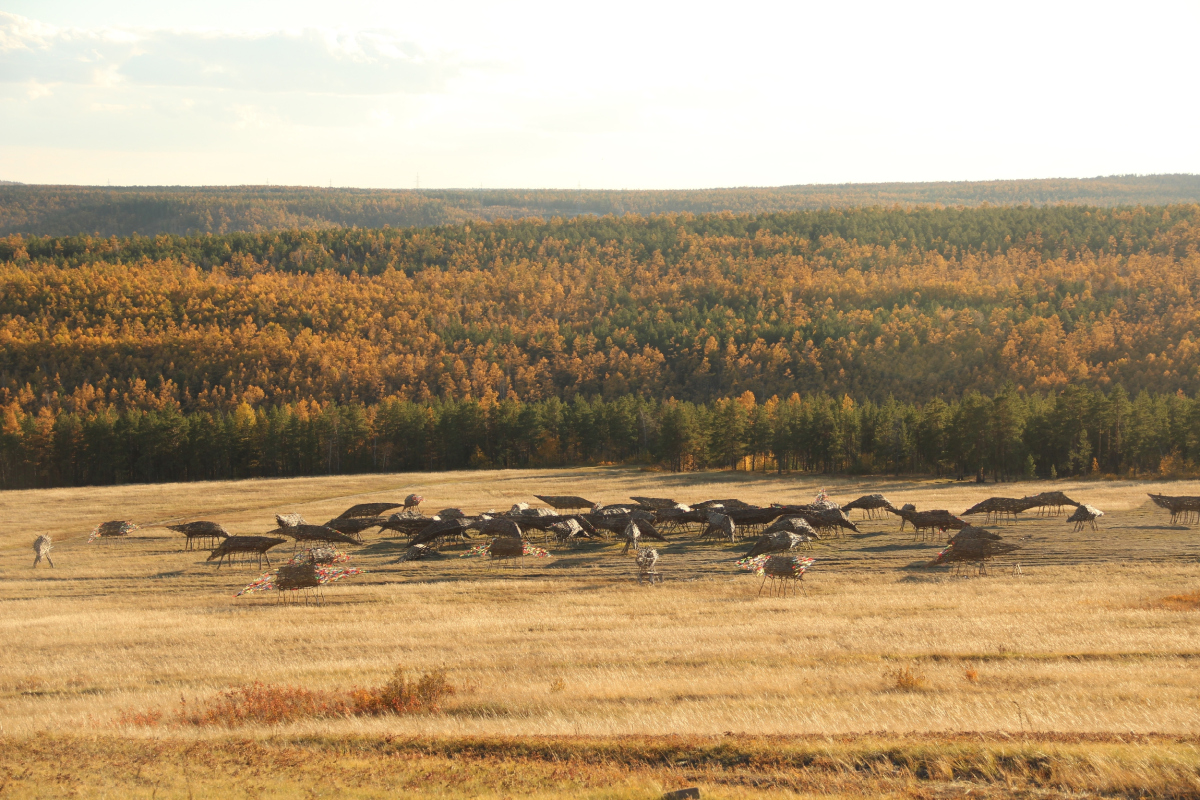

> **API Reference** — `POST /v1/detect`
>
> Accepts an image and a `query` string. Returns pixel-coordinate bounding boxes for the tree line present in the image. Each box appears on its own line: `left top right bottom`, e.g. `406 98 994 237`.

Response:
5 203 1196 272
3 175 1198 237
2 385 1194 489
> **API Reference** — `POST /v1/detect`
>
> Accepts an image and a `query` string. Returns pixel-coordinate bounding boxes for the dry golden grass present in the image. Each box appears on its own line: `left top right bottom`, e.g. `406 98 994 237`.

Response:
2 468 1199 796
2 732 1200 799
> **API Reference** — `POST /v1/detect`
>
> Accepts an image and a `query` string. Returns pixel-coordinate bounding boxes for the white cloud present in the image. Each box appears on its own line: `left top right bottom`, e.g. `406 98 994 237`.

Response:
24 79 53 99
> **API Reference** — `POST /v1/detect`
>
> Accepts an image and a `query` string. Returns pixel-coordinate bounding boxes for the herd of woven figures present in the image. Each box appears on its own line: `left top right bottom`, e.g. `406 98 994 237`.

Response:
32 490 1195 600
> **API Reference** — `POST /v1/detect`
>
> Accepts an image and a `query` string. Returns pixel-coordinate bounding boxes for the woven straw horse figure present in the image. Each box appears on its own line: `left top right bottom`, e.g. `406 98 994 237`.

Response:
275 561 324 605
1024 491 1080 517
621 521 642 555
207 536 287 569
758 555 810 597
932 526 1021 577
549 518 588 547
745 525 815 558
1148 494 1200 526
91 520 138 542
887 503 918 531
635 547 662 585
962 497 1030 525
275 545 351 605
168 521 229 551
1068 504 1104 532
907 510 965 542
699 512 736 543
32 535 54 568
1178 498 1200 525
486 536 528 568
841 494 892 520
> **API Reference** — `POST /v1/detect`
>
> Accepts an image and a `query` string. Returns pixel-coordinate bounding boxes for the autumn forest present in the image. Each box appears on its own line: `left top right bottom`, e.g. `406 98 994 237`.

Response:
2 202 1199 488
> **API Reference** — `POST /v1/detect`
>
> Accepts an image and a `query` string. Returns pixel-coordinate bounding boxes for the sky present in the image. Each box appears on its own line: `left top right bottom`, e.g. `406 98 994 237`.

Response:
1 0 1198 189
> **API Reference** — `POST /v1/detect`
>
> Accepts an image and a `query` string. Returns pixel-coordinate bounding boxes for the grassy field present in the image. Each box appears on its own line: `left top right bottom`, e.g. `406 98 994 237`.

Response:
1 468 1198 797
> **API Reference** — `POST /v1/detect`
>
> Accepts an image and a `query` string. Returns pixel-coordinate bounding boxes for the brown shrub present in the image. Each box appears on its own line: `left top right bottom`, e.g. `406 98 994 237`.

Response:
348 665 454 715
117 664 453 728
885 666 927 691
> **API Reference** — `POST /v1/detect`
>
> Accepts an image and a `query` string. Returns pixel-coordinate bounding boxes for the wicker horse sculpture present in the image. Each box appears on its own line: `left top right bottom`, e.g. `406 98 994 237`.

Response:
32 535 54 568
237 547 362 604
841 494 893 520
167 521 229 551
929 526 1021 575
738 554 815 596
208 536 288 569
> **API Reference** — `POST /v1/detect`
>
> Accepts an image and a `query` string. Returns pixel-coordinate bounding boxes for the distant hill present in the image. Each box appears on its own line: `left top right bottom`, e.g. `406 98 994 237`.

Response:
2 174 1198 237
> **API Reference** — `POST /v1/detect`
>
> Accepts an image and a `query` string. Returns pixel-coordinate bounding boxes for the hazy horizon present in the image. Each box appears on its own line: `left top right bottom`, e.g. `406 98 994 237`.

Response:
1 173 1197 191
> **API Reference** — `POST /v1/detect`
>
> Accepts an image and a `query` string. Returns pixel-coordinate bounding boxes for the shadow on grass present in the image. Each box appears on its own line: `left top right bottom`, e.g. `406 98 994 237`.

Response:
861 542 940 553
359 541 412 556
632 472 979 498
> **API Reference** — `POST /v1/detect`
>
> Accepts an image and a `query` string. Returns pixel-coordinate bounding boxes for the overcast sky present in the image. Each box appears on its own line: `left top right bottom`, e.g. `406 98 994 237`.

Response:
1 0 1197 189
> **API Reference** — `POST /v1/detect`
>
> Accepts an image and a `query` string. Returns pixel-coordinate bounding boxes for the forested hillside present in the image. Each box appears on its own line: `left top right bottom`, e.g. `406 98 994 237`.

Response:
2 205 1199 487
2 174 1199 237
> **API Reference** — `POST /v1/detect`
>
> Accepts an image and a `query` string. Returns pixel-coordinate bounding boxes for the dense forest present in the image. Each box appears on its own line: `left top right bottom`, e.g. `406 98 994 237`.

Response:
2 386 1195 489
2 174 1199 237
2 203 1200 487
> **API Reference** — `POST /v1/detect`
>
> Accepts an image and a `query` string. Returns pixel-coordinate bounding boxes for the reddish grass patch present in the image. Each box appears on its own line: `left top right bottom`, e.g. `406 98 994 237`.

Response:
1150 591 1200 611
114 709 163 727
178 683 342 727
117 665 453 728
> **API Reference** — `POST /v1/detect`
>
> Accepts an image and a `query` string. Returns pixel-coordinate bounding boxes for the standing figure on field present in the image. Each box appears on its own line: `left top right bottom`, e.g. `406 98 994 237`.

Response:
33 535 54 568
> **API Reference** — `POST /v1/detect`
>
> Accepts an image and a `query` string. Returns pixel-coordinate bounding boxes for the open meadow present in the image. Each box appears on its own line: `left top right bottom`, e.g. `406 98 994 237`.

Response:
1 468 1199 798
